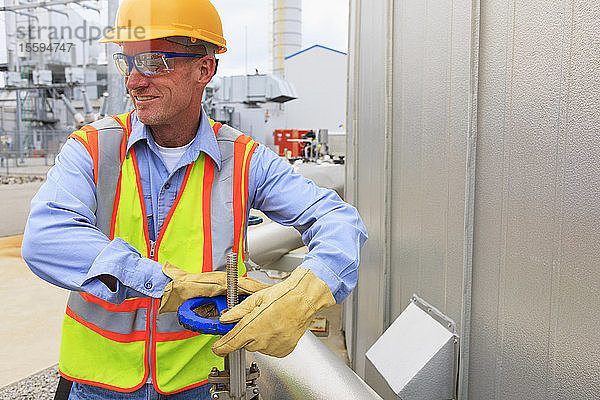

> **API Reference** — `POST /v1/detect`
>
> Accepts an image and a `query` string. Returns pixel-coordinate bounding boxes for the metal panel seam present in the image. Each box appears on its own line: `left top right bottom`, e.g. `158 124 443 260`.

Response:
444 0 457 313
458 0 481 398
382 0 395 331
349 0 362 372
546 1 574 397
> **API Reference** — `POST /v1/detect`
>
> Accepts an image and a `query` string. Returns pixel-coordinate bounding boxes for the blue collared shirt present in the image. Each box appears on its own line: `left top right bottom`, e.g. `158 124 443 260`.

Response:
22 110 367 304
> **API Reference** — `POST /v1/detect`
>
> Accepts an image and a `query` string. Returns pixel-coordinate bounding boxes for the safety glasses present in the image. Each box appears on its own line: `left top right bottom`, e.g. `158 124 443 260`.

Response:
113 51 207 77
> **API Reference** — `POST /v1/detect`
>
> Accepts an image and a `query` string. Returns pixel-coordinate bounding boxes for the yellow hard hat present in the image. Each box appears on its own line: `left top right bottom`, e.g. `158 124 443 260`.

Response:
98 0 227 54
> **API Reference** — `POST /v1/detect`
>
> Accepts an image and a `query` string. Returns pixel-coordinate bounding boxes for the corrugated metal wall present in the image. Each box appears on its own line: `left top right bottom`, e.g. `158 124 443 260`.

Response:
346 0 600 398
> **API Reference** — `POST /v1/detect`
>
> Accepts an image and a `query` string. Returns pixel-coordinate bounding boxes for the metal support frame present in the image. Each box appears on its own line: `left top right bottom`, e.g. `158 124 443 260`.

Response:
2 81 107 91
0 0 99 12
39 5 68 16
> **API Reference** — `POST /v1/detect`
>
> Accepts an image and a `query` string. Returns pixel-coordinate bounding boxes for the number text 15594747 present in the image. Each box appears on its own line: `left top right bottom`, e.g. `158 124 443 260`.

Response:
19 42 74 53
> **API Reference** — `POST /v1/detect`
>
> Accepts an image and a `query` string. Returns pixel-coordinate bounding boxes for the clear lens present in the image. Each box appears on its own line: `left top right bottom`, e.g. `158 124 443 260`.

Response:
135 53 174 76
113 54 130 77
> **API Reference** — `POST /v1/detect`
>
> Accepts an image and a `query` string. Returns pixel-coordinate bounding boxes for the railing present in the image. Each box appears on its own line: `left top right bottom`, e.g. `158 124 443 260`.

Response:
1 129 66 176
0 151 58 177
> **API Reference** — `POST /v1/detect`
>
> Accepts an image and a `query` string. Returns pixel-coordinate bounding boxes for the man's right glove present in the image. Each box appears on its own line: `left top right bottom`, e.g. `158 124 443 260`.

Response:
159 262 270 314
212 267 336 358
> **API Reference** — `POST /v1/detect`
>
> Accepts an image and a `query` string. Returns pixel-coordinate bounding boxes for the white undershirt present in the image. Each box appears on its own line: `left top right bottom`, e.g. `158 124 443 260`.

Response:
155 141 193 173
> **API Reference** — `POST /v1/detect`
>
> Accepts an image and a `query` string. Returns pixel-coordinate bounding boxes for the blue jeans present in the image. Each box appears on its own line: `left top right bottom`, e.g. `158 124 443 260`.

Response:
68 382 211 400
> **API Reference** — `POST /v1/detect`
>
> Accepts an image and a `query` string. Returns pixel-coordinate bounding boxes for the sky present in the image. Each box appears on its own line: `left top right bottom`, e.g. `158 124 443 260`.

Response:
211 0 349 76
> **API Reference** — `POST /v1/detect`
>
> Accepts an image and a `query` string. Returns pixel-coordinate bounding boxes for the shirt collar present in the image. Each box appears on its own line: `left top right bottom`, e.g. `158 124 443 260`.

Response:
127 109 222 171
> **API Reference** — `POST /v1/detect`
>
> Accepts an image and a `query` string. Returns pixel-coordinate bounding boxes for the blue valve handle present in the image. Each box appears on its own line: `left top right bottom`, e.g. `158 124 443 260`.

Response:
178 295 246 335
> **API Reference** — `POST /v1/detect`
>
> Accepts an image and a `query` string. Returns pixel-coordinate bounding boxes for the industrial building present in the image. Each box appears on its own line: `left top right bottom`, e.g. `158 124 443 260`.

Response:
284 44 347 133
0 0 599 399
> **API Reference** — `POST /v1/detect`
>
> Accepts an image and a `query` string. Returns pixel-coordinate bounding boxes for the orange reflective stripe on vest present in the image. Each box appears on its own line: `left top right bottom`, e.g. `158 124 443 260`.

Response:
153 155 214 273
69 125 100 185
233 135 259 272
112 147 151 255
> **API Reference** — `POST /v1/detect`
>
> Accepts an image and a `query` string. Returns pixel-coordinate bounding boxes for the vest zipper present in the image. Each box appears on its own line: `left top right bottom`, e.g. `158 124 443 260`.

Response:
149 240 156 259
148 239 157 384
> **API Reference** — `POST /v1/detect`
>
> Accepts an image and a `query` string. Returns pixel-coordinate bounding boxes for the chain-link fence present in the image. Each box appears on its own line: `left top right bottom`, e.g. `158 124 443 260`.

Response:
1 129 67 176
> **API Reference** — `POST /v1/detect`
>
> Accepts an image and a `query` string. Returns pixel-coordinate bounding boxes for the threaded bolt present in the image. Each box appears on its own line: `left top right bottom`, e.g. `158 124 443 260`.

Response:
226 252 239 309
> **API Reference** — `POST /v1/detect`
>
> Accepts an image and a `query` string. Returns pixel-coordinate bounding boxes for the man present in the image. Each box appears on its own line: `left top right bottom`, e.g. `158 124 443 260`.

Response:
21 0 367 398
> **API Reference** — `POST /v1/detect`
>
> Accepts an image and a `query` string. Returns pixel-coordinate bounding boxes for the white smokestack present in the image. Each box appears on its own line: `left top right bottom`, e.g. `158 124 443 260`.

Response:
272 0 302 77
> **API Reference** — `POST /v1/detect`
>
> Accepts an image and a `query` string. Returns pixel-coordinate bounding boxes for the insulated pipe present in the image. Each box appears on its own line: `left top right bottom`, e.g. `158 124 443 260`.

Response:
60 94 85 128
247 223 304 266
293 162 345 198
246 162 345 267
81 88 93 115
99 92 109 117
60 94 78 116
247 332 382 400
80 88 96 123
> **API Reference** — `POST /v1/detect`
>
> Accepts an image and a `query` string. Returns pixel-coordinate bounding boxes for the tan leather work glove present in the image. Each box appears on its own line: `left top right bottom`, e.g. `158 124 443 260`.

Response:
159 262 271 314
212 267 336 358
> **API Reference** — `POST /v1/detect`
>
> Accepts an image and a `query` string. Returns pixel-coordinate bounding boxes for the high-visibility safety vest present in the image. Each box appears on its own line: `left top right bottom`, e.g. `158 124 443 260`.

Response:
59 111 258 394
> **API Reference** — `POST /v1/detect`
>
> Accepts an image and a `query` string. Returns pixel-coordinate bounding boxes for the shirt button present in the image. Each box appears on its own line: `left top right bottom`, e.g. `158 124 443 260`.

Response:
144 281 153 290
164 183 171 190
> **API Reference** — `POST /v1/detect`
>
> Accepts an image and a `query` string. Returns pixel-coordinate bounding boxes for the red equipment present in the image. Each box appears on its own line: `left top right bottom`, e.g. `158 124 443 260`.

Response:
274 129 310 158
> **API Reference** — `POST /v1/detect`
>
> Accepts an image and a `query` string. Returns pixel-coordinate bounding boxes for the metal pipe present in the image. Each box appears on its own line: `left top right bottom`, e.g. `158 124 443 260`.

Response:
106 0 125 115
4 1 16 73
75 2 99 12
247 332 382 400
2 81 107 91
41 5 68 16
15 90 23 163
13 10 37 19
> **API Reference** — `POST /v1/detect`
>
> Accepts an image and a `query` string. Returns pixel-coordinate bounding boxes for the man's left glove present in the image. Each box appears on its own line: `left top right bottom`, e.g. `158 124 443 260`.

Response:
212 267 336 358
159 262 271 314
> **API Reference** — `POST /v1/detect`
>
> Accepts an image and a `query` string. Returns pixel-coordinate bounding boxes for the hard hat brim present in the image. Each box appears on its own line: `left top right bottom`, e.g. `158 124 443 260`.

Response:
98 27 227 54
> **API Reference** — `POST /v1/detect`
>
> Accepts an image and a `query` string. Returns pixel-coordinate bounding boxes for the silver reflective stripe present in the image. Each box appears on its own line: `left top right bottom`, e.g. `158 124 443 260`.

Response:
210 124 245 271
156 311 214 334
67 292 147 334
88 117 125 237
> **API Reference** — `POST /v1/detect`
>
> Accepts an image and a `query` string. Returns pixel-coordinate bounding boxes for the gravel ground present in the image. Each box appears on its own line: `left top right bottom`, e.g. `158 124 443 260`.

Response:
0 364 59 400
0 175 45 185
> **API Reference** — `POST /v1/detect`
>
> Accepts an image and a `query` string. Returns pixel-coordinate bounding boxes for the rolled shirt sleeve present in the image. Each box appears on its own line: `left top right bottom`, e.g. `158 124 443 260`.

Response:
21 138 170 304
248 145 368 303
